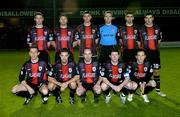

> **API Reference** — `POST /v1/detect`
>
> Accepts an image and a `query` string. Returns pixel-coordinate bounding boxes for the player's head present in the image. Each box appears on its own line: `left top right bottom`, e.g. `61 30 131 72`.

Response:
29 46 39 61
59 14 68 25
83 48 92 63
144 13 154 25
83 11 92 23
104 10 114 24
136 49 146 64
34 12 44 25
59 48 70 64
109 49 119 63
125 10 134 24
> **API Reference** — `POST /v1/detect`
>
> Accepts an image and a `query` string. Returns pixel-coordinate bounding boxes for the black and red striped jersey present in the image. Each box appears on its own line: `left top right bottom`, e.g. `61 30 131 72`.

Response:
140 24 162 50
52 61 78 82
27 26 53 51
119 24 140 50
130 61 153 82
54 27 74 52
100 61 129 83
74 24 98 57
19 59 50 85
78 60 100 84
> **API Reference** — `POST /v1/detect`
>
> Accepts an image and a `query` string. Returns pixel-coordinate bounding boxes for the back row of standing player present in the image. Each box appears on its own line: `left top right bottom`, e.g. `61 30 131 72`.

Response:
12 10 166 105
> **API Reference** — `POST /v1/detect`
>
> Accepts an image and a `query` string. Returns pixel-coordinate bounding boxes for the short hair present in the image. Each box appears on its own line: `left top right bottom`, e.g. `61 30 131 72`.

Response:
125 10 134 16
83 11 92 16
144 13 154 17
34 12 44 18
59 13 68 19
110 48 119 54
136 49 145 55
83 48 92 53
104 10 113 16
60 48 70 55
29 45 38 51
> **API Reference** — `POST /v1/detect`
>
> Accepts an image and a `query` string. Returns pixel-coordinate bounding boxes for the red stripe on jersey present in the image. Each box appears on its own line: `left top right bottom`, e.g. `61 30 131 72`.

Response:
31 63 39 84
111 65 119 83
85 64 93 83
126 26 134 49
60 28 68 49
43 72 47 81
137 64 144 79
62 65 69 81
147 27 156 50
37 28 44 50
85 26 92 48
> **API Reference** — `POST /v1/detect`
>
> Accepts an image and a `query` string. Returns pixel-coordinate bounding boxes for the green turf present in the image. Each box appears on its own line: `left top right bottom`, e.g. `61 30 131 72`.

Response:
0 48 180 117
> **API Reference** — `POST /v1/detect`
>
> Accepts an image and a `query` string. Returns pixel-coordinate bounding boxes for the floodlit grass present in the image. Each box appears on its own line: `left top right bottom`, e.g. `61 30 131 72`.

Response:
0 48 180 117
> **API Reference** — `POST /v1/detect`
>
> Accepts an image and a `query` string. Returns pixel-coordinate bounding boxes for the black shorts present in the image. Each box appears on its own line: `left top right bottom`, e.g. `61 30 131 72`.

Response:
82 83 95 91
39 50 50 64
99 45 118 65
145 49 161 69
107 80 126 93
122 49 137 64
131 78 149 86
27 83 40 94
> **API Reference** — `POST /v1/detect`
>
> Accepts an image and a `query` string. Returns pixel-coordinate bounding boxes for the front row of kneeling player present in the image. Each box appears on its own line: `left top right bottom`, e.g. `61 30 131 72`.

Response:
11 46 156 105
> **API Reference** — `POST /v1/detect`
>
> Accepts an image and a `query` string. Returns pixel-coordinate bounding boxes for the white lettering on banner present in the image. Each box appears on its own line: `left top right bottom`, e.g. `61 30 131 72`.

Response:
135 10 161 15
0 11 35 17
80 10 101 15
162 9 180 15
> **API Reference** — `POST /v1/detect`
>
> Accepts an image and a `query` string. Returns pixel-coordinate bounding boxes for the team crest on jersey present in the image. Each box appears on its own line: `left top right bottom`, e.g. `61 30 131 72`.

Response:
44 31 48 35
118 68 122 73
100 71 105 76
92 67 96 72
68 31 71 36
57 32 60 36
92 29 95 34
134 30 137 34
155 30 158 34
69 68 72 73
144 67 147 72
39 66 42 71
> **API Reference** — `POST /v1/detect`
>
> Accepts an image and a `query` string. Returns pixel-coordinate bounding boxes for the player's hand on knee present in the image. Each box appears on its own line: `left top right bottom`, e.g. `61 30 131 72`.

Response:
61 83 68 89
76 85 85 96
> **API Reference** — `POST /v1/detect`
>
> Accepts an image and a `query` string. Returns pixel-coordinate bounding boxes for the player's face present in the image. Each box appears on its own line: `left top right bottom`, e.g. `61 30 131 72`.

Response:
83 49 92 62
125 14 134 24
34 15 44 25
144 15 154 25
59 16 68 25
83 13 92 23
104 13 113 24
110 52 119 63
136 51 146 64
60 52 69 64
29 48 39 60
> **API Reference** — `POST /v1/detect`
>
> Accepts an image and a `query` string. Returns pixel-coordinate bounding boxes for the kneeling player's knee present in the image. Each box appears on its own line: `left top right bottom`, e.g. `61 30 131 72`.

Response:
48 83 55 91
101 83 108 91
76 88 84 96
69 82 77 89
95 89 101 94
150 80 156 87
132 82 138 90
11 88 17 94
41 88 49 95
